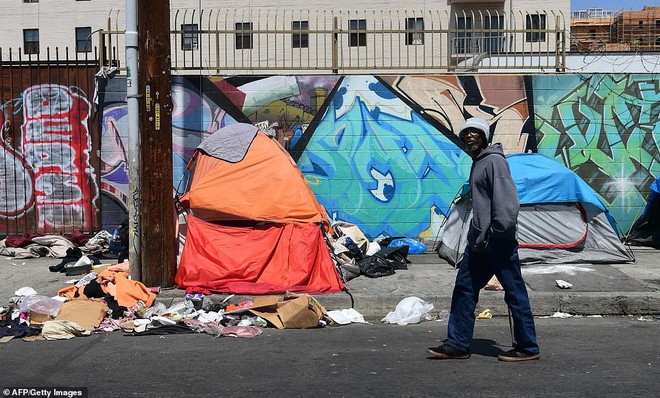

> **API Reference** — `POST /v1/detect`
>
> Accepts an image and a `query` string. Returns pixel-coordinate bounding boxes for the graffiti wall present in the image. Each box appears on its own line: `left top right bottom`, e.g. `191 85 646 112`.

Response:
97 78 129 232
92 73 658 243
3 69 654 240
127 75 648 241
533 74 660 231
0 66 99 235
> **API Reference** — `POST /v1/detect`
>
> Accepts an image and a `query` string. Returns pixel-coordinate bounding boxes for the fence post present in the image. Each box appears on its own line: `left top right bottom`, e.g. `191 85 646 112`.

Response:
332 16 338 74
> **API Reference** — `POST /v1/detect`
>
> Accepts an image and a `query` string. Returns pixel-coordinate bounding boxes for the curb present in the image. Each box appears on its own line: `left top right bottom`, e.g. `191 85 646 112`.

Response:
153 290 660 322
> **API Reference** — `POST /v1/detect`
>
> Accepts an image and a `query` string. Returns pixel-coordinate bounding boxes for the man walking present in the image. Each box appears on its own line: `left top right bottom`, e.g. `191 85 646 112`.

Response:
427 117 540 362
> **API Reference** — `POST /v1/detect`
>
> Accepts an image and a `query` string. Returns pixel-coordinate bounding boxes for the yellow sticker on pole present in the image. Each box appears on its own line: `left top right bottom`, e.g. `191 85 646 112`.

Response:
155 103 161 131
145 85 152 112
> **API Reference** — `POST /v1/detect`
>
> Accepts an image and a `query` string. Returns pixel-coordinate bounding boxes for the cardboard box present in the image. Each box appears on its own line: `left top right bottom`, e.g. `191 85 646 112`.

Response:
55 299 109 330
28 311 54 326
248 293 327 329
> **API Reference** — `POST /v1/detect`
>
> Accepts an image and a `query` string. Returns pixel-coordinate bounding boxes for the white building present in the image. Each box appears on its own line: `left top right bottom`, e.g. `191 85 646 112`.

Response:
571 7 617 19
1 0 571 72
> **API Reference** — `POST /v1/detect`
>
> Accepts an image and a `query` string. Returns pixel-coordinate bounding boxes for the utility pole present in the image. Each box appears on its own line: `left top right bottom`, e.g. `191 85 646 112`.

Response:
136 0 176 287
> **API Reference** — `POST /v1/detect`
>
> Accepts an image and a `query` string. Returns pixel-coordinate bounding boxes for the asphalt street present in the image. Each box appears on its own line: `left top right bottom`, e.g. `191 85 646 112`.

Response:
1 317 658 397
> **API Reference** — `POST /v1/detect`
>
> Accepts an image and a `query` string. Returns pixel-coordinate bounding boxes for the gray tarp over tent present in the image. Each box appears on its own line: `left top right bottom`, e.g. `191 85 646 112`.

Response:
436 153 634 265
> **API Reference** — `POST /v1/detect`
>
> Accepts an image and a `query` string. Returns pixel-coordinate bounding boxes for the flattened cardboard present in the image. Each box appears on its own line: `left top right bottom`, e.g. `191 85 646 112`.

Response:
55 299 109 330
248 294 326 329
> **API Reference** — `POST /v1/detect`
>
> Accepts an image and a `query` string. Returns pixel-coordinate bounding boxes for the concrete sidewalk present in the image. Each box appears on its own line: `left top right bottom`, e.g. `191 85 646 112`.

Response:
2 246 659 320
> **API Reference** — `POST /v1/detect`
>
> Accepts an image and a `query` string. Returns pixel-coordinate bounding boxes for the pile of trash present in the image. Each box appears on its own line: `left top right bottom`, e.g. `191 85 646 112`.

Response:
1 261 446 343
329 221 426 281
0 264 373 343
0 221 440 344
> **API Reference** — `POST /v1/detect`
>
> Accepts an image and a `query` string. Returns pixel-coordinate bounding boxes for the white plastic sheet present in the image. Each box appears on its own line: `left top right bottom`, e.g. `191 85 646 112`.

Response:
381 297 434 325
326 308 368 325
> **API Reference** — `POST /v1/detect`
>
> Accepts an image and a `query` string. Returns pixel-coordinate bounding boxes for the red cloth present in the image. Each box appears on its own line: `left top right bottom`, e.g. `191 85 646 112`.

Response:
175 216 344 295
186 287 212 295
5 234 40 248
66 230 90 246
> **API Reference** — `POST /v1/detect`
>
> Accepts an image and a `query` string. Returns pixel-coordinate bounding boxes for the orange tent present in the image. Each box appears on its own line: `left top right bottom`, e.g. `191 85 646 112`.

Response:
175 123 344 295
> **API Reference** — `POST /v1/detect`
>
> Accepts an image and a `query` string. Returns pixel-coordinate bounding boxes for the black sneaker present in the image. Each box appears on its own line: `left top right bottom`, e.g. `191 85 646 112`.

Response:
426 344 470 359
497 349 540 362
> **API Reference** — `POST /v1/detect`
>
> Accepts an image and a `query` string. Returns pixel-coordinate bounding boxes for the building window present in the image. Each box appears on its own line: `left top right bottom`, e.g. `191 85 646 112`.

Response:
589 29 596 40
526 14 546 42
656 37 660 46
23 29 39 55
75 27 92 53
484 15 505 53
235 22 253 50
181 24 199 50
349 19 366 47
453 16 472 54
656 20 660 28
23 0 39 3
292 21 309 48
405 17 424 45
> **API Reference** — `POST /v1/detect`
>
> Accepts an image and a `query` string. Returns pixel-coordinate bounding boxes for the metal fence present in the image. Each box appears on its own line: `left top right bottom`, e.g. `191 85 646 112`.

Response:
100 9 567 73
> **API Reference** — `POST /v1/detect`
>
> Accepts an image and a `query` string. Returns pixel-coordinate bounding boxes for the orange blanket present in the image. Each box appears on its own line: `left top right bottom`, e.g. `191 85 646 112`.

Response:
58 263 156 308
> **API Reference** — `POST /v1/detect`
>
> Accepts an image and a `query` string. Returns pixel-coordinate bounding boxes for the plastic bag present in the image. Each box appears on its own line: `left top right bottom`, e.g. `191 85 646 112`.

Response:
381 297 434 325
19 295 63 317
388 238 427 254
358 256 395 278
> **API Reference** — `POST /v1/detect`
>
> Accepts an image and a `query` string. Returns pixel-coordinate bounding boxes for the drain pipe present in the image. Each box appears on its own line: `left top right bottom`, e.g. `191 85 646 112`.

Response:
125 0 141 280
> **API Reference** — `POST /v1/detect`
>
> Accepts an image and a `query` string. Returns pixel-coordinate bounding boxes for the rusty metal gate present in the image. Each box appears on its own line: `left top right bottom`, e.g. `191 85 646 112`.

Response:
0 49 100 236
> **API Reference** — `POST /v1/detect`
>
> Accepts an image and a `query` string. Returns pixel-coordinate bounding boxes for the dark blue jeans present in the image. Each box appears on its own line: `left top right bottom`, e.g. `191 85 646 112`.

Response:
446 239 539 354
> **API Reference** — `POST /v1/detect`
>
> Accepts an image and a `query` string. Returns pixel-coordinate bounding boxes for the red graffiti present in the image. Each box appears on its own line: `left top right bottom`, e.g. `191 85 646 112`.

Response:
21 84 97 231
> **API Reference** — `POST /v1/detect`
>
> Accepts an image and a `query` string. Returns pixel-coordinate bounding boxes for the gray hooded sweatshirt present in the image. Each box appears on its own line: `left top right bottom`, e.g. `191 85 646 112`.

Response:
466 144 519 253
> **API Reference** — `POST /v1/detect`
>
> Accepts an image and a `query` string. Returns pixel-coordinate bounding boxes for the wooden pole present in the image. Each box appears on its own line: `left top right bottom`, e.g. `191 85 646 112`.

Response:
137 0 176 288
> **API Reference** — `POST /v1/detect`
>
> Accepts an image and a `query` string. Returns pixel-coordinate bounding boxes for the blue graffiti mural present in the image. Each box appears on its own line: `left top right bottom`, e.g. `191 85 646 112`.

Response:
298 76 471 240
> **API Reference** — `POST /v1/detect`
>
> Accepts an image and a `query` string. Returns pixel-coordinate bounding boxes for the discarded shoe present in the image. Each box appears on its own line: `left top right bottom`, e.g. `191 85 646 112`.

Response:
426 344 470 359
497 349 540 362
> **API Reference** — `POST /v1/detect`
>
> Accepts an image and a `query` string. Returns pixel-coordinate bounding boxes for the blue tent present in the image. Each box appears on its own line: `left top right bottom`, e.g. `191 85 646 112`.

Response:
507 153 607 211
436 153 634 265
626 177 660 248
